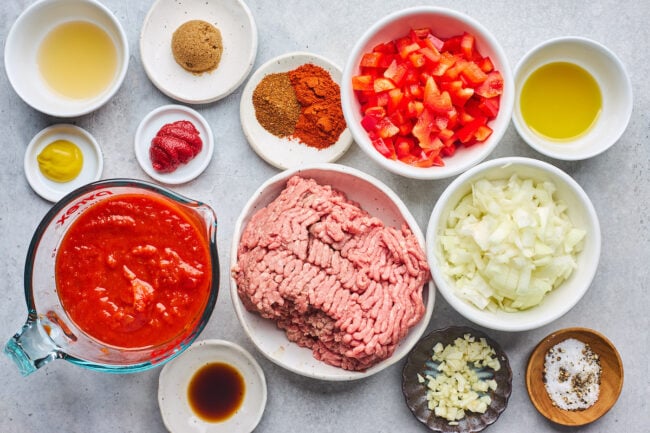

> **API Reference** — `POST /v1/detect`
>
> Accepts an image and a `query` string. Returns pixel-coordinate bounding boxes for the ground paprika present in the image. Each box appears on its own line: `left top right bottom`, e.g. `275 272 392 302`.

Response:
288 64 346 149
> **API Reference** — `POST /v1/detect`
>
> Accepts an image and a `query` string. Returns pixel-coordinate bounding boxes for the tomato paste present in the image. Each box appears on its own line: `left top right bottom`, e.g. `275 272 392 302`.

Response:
149 120 203 173
55 193 212 348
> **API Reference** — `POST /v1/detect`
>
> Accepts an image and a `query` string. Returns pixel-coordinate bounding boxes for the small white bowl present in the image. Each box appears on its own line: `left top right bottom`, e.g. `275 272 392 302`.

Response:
24 124 103 202
158 339 267 433
240 51 353 169
230 163 435 381
341 7 514 180
426 157 601 332
5 0 129 117
513 37 633 160
134 104 214 184
140 0 258 104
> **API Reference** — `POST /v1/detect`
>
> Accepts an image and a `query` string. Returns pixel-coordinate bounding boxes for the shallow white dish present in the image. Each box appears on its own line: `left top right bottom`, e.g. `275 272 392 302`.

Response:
240 52 353 169
426 157 601 332
140 0 257 104
230 163 435 381
134 104 214 184
24 124 103 202
513 37 633 160
5 0 129 117
158 339 267 433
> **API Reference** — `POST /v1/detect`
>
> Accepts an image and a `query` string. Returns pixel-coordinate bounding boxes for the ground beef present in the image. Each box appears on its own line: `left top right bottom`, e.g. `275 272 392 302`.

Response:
232 175 430 371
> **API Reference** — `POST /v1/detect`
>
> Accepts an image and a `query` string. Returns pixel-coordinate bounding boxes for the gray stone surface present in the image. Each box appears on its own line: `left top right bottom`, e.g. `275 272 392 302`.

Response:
1 1 648 432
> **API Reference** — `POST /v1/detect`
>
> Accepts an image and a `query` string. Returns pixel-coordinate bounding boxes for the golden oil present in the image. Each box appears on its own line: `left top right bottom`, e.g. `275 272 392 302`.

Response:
520 62 602 141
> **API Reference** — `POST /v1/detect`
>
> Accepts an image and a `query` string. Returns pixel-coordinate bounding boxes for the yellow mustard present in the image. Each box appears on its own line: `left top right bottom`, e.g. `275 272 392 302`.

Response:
37 140 83 182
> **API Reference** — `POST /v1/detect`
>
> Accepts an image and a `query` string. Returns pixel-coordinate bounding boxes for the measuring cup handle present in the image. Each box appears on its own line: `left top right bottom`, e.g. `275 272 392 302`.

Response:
5 318 61 376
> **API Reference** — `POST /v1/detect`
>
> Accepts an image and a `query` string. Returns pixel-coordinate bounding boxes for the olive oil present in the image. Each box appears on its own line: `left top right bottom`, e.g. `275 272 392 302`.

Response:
520 62 602 141
38 21 117 99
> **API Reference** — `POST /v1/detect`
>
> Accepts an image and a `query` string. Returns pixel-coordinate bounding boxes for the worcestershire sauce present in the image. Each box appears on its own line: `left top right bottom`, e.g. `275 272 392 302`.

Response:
188 362 245 422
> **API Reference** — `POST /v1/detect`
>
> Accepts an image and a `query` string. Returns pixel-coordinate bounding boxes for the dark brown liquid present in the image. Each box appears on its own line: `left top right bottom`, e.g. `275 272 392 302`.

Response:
187 362 245 422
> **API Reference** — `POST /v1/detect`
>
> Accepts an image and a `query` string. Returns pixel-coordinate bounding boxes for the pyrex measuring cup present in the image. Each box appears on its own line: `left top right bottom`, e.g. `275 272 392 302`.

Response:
5 179 219 376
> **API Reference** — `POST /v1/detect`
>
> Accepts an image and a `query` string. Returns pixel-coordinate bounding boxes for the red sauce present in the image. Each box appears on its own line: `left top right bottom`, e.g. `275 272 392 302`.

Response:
55 193 212 348
187 362 245 422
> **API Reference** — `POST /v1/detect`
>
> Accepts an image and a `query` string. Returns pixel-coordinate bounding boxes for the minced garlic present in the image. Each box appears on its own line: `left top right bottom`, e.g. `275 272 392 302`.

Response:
420 333 501 424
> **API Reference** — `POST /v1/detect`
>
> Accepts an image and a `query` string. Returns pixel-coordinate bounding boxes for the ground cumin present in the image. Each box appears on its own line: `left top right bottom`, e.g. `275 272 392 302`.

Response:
252 63 346 149
252 73 301 137
289 64 346 149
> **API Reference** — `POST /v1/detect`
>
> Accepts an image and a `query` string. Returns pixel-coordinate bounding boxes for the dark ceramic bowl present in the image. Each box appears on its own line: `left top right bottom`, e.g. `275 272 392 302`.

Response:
402 326 512 433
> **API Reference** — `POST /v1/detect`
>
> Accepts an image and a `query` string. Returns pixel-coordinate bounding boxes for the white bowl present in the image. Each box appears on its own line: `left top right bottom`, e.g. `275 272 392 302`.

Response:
426 157 601 332
230 163 435 380
140 0 257 104
24 124 103 202
513 37 633 160
5 0 129 117
158 339 267 433
134 104 214 184
341 7 514 180
240 51 353 169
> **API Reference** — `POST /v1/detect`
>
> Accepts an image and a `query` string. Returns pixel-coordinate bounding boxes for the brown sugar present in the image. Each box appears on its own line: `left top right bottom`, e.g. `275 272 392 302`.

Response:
171 20 223 74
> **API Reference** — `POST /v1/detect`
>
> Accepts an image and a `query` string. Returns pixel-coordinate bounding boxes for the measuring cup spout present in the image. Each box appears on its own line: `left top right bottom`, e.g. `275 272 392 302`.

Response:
5 316 61 376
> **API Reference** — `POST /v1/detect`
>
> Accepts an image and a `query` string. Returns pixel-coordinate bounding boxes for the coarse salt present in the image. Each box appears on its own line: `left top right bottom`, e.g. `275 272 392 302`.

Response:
544 338 600 410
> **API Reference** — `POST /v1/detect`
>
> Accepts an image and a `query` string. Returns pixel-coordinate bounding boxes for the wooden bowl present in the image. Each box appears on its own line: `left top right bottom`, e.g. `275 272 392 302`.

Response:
526 327 624 426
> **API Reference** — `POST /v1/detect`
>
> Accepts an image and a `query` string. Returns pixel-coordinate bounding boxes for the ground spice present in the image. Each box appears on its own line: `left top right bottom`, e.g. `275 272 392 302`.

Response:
289 64 346 149
252 72 301 137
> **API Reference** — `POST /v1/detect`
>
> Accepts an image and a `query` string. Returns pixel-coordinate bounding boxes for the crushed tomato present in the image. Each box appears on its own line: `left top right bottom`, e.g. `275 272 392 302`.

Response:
55 194 212 349
352 28 504 167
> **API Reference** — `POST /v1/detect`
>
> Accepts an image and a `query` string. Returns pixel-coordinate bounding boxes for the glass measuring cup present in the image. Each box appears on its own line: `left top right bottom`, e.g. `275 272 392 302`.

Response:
5 179 219 376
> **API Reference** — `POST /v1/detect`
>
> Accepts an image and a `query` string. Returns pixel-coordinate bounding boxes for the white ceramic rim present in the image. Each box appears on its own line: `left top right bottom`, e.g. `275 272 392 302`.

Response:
158 339 267 433
229 162 435 380
4 0 129 117
512 36 633 160
140 0 258 104
239 51 354 169
341 6 515 180
24 124 104 202
426 156 601 331
134 104 214 184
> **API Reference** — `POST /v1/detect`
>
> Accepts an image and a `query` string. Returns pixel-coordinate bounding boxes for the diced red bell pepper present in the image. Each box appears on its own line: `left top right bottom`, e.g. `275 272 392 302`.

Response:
371 136 397 160
460 61 488 86
418 46 440 63
384 60 409 87
376 117 400 138
477 97 500 119
352 28 503 168
360 52 384 68
456 117 488 143
442 35 463 54
373 78 396 93
352 75 374 91
475 71 504 98
460 32 476 60
425 89 453 114
474 124 493 141
425 33 445 51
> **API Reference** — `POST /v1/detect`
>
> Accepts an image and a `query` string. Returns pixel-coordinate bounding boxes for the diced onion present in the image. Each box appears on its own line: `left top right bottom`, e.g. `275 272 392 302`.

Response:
438 174 586 311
